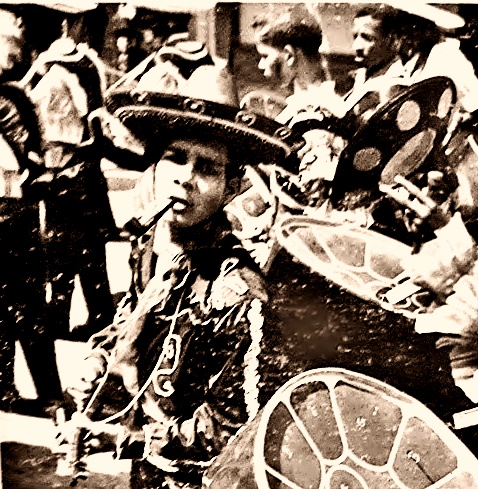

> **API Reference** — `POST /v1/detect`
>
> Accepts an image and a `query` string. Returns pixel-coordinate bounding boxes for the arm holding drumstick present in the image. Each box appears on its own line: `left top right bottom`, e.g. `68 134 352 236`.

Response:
379 172 456 235
381 173 478 405
380 172 476 299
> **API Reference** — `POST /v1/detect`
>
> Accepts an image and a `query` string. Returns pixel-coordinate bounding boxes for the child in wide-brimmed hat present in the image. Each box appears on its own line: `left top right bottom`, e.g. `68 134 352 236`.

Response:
64 64 304 488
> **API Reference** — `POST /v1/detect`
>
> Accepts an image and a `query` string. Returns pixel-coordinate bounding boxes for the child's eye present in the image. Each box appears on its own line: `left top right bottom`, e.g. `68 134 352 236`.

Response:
161 150 175 160
162 150 176 160
197 158 220 176
162 149 185 164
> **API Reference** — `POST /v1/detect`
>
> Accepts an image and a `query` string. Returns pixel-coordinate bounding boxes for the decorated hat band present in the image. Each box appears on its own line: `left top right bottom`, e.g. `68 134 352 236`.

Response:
105 91 305 170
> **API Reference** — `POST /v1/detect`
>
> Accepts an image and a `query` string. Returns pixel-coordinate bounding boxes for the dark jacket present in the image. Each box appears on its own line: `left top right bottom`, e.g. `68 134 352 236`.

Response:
86 213 281 474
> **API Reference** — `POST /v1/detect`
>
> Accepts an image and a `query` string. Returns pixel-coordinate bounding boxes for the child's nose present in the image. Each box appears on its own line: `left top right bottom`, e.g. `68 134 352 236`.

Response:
174 163 194 187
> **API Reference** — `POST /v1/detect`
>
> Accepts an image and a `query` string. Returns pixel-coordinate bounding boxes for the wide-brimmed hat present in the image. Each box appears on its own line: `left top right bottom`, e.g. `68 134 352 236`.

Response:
386 2 464 30
42 3 98 14
105 64 305 171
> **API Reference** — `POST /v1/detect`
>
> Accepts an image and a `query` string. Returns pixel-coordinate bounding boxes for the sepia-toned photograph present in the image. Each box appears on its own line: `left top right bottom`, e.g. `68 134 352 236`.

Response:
1 1 478 487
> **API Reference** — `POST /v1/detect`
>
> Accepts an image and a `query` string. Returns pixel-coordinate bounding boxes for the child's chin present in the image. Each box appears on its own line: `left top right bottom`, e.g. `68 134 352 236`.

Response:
170 214 195 228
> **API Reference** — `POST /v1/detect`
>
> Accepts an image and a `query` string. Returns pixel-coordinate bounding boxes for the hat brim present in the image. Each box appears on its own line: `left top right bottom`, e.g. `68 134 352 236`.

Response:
45 3 98 14
105 91 304 171
386 1 464 30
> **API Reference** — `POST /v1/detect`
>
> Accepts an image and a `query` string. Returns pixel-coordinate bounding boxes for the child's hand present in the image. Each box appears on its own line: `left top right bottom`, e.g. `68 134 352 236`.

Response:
66 356 106 411
401 212 476 299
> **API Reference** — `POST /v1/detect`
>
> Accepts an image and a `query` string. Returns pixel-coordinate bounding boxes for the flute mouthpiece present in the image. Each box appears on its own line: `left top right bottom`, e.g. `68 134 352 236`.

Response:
123 199 176 237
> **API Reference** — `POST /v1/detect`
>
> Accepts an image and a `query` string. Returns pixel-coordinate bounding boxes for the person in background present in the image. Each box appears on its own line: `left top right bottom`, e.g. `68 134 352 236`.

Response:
390 6 478 116
332 4 402 124
381 173 478 406
0 6 63 413
63 64 303 489
350 7 398 87
138 12 192 58
105 14 213 97
291 4 400 130
114 26 147 75
23 3 116 341
226 7 328 267
286 3 400 124
253 4 341 126
247 5 351 215
285 5 402 210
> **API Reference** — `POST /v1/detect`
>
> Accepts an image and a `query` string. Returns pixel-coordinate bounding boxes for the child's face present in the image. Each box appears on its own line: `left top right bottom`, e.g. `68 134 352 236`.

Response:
155 138 231 228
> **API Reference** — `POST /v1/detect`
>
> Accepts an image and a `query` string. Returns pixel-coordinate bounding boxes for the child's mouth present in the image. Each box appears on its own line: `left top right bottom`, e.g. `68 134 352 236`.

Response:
172 199 190 212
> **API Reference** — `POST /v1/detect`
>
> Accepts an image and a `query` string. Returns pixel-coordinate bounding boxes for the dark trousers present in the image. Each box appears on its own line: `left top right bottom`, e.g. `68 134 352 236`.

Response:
0 279 63 407
0 199 62 408
38 158 118 341
46 240 115 341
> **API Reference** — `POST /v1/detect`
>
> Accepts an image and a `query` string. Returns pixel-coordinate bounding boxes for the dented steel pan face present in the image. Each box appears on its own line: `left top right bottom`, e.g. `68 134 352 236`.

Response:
275 215 433 319
204 368 478 489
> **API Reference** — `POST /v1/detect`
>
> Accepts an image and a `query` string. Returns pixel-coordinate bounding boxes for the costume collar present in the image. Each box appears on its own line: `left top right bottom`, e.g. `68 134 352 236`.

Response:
153 211 233 257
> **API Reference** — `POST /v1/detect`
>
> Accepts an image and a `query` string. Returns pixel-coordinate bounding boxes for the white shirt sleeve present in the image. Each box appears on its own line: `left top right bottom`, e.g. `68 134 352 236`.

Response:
414 39 478 113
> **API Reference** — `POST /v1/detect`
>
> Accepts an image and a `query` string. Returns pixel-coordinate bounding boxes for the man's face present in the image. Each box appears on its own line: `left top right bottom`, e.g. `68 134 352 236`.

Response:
141 28 163 54
0 34 23 75
0 11 24 76
155 138 231 228
352 15 391 71
256 42 292 87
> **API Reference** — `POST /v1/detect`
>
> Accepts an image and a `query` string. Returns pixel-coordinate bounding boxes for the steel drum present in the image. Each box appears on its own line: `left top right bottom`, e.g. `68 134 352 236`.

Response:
204 368 478 489
446 126 478 220
274 215 433 320
331 76 457 208
272 77 457 213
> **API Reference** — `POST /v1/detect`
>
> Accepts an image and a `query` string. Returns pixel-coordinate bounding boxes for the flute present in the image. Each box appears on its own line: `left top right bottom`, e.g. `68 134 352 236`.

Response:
122 198 177 237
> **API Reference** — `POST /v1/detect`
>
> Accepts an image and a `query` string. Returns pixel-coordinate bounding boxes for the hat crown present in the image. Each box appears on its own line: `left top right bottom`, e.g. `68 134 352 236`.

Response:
180 64 239 107
0 9 23 39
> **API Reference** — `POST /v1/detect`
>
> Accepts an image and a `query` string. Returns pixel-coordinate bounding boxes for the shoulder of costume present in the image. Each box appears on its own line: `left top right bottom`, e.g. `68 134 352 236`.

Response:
0 82 42 156
212 246 268 308
27 40 105 109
